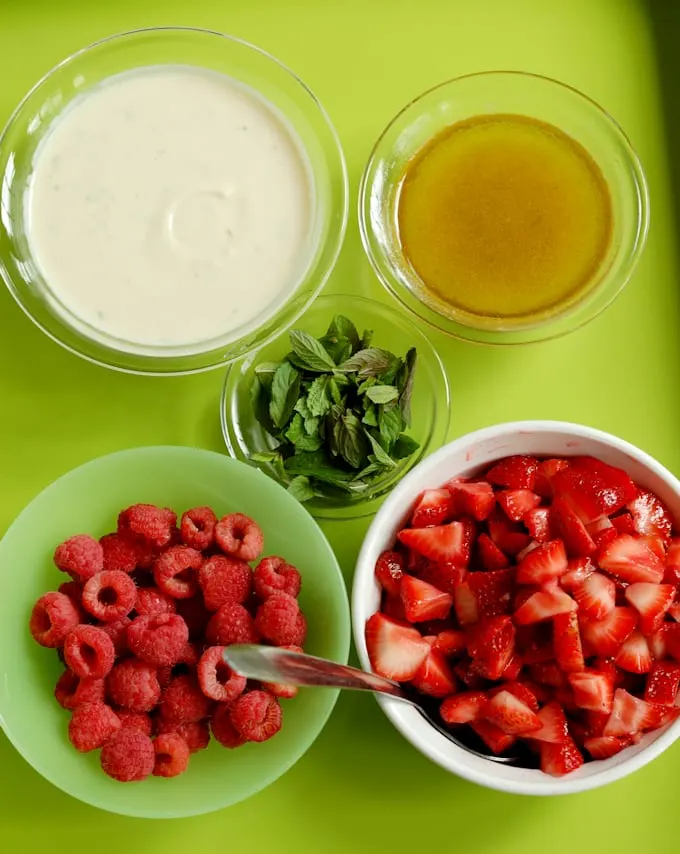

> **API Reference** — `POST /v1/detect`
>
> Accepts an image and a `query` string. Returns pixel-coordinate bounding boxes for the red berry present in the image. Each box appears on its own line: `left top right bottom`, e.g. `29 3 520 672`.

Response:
161 674 213 724
373 551 405 597
180 506 217 551
127 613 189 666
100 728 155 782
64 625 115 679
100 533 138 574
54 534 104 581
68 702 121 752
230 690 282 743
153 733 190 777
153 545 203 599
211 703 246 748
215 513 264 561
98 616 132 656
115 710 153 736
107 659 161 712
58 581 83 607
206 602 259 646
155 718 211 752
82 570 137 622
255 593 306 647
197 646 247 703
176 594 211 640
29 591 81 648
253 556 302 600
118 504 177 549
134 586 177 617
199 555 252 612
54 671 105 710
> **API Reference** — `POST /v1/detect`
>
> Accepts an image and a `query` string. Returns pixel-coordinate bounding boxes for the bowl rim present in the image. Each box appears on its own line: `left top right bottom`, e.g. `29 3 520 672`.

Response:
352 420 680 795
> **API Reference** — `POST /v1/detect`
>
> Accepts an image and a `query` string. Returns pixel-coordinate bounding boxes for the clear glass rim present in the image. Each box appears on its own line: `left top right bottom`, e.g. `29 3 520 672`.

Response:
358 69 650 347
0 26 349 375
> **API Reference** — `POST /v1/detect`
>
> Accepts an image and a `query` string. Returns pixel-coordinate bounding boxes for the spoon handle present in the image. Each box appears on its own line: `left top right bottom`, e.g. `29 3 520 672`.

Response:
223 645 411 701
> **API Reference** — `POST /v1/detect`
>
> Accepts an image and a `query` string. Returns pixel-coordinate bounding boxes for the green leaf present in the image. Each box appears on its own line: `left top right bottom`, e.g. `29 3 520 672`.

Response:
284 450 356 490
253 361 280 391
269 362 301 429
379 404 404 448
289 329 336 372
335 412 369 469
362 403 379 427
392 433 420 460
353 462 382 481
250 376 277 435
294 396 311 419
304 415 320 435
357 376 377 395
285 414 323 451
339 348 398 378
398 347 417 426
307 376 332 417
326 315 360 352
379 357 403 386
250 449 282 464
366 384 399 404
287 475 317 502
320 336 353 366
366 432 397 468
360 328 374 349
329 378 342 404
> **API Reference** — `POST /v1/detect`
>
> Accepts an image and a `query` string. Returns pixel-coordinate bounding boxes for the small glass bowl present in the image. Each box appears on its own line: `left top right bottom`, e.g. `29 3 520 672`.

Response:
0 27 348 374
359 71 649 346
221 294 451 519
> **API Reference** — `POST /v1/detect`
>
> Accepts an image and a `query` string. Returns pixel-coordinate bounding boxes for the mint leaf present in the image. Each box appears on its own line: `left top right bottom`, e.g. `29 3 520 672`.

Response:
379 404 403 448
250 375 277 435
284 450 355 491
307 376 332 417
398 348 417 426
320 335 353 366
361 328 374 349
326 315 360 352
366 432 397 468
269 362 301 429
329 378 342 405
339 348 398 378
362 402 379 427
335 412 368 469
294 396 311 419
304 415 320 435
393 433 420 459
285 413 323 451
250 449 282 464
287 475 317 502
289 329 336 372
253 361 279 391
366 384 399 404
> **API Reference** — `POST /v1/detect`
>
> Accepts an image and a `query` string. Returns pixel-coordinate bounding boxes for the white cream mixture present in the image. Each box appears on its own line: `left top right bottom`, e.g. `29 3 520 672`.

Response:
25 65 313 351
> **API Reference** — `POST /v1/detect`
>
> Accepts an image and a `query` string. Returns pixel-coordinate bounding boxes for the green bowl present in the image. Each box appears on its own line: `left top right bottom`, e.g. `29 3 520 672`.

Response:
0 446 350 818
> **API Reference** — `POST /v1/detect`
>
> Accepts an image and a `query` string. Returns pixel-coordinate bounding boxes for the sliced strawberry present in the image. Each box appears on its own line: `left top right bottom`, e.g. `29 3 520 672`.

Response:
597 534 664 584
567 669 615 713
382 592 407 621
664 623 680 662
664 538 680 585
612 512 637 536
497 489 541 522
516 541 540 562
644 661 680 706
580 607 637 656
521 638 555 665
453 581 478 626
400 575 452 622
476 533 510 571
446 480 495 521
488 512 531 557
627 489 673 546
489 680 539 712
440 691 488 724
583 709 612 738
514 587 577 625
501 653 524 680
398 520 474 566
560 557 596 592
528 662 567 688
554 611 585 673
365 613 430 681
615 630 652 674
552 497 596 557
624 582 675 635
467 615 516 680
551 457 637 523
516 540 568 585
649 624 673 660
411 648 456 697
453 658 486 689
410 489 455 528
518 678 553 705
418 561 467 596
592 528 618 550
587 515 614 535
470 720 517 754
641 535 666 562
530 701 569 744
604 688 666 736
668 602 680 622
468 568 515 618
433 629 467 657
533 458 569 497
539 737 584 776
525 507 554 543
485 455 538 491
483 690 542 735
572 572 616 621
583 735 632 760
375 550 405 596
657 706 680 728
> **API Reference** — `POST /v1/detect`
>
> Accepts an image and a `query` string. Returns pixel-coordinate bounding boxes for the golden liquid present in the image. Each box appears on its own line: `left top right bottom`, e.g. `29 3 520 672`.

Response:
397 114 613 326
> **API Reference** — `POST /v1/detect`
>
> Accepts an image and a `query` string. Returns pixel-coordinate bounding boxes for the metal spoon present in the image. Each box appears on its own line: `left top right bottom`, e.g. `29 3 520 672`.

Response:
223 644 524 765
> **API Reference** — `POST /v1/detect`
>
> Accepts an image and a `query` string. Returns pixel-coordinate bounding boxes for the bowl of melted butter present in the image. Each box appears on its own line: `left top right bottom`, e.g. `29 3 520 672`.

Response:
359 71 648 345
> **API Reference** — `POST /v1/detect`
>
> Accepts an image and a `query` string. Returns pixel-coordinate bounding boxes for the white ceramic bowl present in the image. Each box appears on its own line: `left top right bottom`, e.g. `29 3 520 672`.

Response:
352 420 680 795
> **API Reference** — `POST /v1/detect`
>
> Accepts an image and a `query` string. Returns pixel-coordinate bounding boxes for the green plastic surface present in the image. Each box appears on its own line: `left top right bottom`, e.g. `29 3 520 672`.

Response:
1 0 679 850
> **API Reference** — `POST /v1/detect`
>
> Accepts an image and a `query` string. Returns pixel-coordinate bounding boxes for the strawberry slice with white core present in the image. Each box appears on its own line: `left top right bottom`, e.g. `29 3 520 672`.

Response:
468 569 514 618
597 535 664 584
514 587 577 625
645 661 680 706
583 735 632 760
470 720 517 755
516 540 568 585
641 535 666 562
433 629 467 657
410 489 455 528
580 607 638 657
487 513 531 556
539 738 584 776
572 572 616 621
664 538 680 585
530 700 569 744
483 690 542 735
400 575 452 623
398 521 472 566
533 458 569 498
560 557 596 592
615 629 652 674
624 583 675 635
485 456 538 491
587 515 614 535
411 648 456 697
467 615 516 680
497 489 542 522
446 480 495 521
453 581 479 626
553 611 585 673
365 613 430 681
604 688 666 737
627 489 673 546
567 669 615 713
551 457 637 523
525 507 553 543
551 497 596 557
476 533 509 571
649 624 672 660
440 691 488 724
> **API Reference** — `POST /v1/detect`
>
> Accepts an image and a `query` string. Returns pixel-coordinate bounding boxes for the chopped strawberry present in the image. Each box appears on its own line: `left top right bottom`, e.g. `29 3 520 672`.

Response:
560 557 596 592
365 613 430 681
400 575 452 622
470 720 517 754
446 480 495 521
664 538 680 585
615 630 652 674
604 688 666 737
497 489 542 523
375 550 405 596
501 653 524 680
410 489 455 528
411 648 456 697
583 709 612 737
514 587 577 625
668 602 680 622
597 535 664 584
552 497 596 557
657 707 680 728
641 535 666 562
476 533 509 571
551 457 637 523
627 489 673 546
533 458 569 498
648 624 673 660
521 638 555 665
530 701 569 744
567 669 615 713
572 572 616 621
433 629 467 658
453 581 478 626
587 515 614 535
612 512 637 536
592 528 618 550
516 541 540 562
528 662 567 688
440 691 488 725
489 680 539 712
467 615 516 680
468 568 515 618
382 592 407 621
398 521 473 566
453 658 486 689
525 507 554 543
418 561 467 596
483 689 542 735
518 678 553 704
539 737 584 776
663 623 680 662
485 455 538 491
644 661 680 706
554 611 585 673
516 540 568 585
580 607 638 656
624 582 675 635
583 735 632 760
488 513 531 557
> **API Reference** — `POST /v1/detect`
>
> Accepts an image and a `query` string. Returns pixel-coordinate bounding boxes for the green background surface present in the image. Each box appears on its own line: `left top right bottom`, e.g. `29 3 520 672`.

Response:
0 0 678 851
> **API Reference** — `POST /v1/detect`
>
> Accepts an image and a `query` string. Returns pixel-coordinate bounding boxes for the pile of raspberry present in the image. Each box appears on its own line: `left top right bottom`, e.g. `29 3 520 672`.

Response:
29 503 306 783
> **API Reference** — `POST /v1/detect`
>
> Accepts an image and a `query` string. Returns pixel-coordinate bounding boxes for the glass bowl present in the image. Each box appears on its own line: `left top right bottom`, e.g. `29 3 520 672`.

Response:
0 27 348 374
221 294 451 519
359 71 649 346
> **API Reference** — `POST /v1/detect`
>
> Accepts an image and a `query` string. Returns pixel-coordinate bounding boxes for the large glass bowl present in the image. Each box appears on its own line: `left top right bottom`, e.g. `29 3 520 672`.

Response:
0 27 348 374
359 71 649 346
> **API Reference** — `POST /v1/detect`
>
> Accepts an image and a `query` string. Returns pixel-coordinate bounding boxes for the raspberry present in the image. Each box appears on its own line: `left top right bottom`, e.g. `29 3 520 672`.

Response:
100 533 138 573
54 671 105 710
197 646 247 702
127 614 189 666
107 659 161 712
211 703 246 748
153 732 190 777
68 702 121 752
264 644 302 699
98 616 131 656
153 545 203 599
116 710 153 736
119 504 177 549
157 666 173 690
64 625 115 678
229 690 282 743
215 513 264 561
135 587 176 617
29 592 81 648
176 595 211 640
101 728 155 782
177 641 201 668
206 602 259 646
58 581 83 607
253 556 302 600
199 555 252 612
180 506 217 551
54 534 104 581
255 593 307 647
156 718 210 752
82 570 137 622
161 674 213 723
